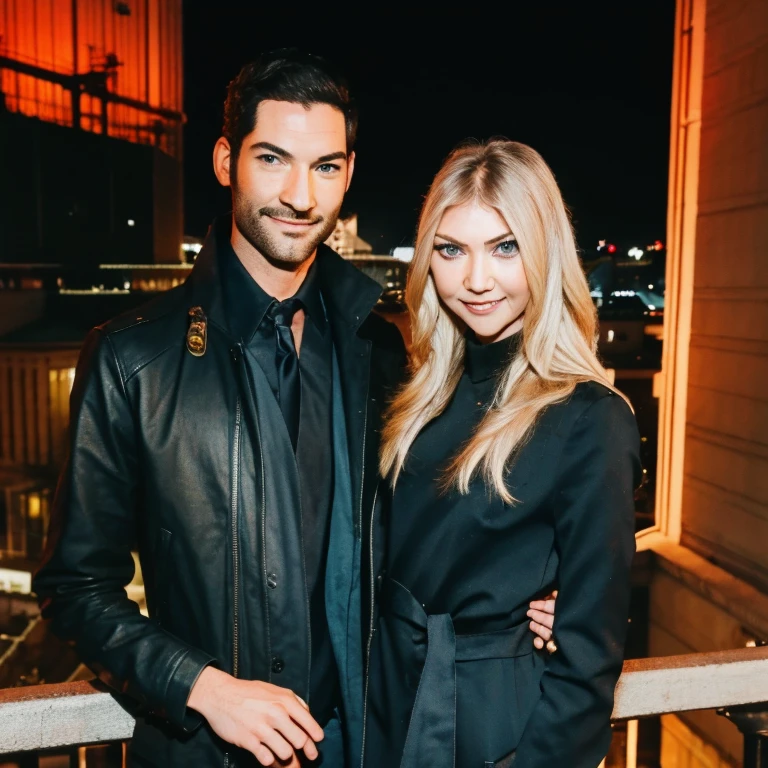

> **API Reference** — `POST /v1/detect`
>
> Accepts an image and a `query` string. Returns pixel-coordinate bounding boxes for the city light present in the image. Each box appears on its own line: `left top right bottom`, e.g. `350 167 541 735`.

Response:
628 247 644 260
392 247 415 262
127 219 135 227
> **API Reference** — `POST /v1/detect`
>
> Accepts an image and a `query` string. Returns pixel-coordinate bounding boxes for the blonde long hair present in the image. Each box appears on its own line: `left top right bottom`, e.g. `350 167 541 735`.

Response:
380 139 625 503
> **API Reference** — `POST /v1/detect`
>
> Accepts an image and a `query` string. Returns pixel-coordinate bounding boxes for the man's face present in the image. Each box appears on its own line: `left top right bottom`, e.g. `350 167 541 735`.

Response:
222 100 354 267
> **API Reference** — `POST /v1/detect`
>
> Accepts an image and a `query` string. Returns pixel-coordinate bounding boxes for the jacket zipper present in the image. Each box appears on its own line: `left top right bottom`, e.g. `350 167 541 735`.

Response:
360 483 378 767
232 397 242 679
225 343 244 768
358 345 374 767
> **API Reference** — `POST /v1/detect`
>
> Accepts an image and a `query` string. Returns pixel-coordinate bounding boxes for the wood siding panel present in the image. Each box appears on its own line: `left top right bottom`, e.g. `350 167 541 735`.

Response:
693 206 768 288
650 571 752 654
687 386 768 447
681 479 768 590
688 344 768 402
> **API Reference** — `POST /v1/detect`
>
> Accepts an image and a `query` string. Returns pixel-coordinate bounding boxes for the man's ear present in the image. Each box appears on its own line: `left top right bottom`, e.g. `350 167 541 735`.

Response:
213 137 233 187
345 151 356 192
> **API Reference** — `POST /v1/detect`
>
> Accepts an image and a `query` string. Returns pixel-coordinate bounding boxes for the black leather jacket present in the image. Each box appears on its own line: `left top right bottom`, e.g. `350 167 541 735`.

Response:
33 219 406 767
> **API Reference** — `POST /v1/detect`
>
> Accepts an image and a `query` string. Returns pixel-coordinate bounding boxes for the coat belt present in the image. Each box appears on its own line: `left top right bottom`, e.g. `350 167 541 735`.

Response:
378 577 532 768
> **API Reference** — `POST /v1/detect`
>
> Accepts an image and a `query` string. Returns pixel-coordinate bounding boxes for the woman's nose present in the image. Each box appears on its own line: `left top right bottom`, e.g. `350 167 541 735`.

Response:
463 255 494 293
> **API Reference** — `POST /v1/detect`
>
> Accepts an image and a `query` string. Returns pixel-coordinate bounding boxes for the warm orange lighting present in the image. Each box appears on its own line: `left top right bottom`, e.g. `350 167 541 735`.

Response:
0 0 182 157
27 494 41 520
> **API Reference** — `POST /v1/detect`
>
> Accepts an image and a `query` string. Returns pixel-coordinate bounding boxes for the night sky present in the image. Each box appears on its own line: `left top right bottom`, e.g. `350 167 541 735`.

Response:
182 4 676 256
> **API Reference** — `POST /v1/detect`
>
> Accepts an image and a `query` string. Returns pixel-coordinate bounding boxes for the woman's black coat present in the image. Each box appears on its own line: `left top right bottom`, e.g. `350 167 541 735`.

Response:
363 341 642 768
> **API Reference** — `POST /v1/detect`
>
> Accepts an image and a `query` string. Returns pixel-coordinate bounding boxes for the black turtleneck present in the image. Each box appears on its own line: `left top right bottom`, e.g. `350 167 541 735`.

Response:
384 330 523 626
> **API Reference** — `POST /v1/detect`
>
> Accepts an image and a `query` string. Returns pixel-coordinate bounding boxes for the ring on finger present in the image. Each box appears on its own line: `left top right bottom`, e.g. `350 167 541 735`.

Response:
546 638 558 654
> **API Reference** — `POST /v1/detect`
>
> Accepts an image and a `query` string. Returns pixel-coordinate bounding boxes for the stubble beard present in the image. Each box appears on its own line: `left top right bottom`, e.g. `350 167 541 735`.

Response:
233 185 341 268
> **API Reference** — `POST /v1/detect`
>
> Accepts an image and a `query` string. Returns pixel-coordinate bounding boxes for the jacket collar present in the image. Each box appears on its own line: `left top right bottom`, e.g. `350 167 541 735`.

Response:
187 215 383 338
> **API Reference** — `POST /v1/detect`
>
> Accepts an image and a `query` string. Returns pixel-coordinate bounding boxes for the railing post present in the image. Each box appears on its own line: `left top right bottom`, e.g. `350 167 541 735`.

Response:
717 703 768 768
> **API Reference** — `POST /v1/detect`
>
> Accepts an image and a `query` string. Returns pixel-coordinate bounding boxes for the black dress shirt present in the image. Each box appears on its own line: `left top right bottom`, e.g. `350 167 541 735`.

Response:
220 241 339 724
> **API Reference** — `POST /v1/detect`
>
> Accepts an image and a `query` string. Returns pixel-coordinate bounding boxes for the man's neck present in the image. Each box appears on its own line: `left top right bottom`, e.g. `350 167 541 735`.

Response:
230 225 315 301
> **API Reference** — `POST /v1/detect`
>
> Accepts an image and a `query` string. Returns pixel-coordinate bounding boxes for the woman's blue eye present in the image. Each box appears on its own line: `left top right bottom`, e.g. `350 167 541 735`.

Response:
436 243 461 258
496 239 519 257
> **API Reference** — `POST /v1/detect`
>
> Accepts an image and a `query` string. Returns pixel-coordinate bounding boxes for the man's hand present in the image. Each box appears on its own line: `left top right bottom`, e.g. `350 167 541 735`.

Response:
188 667 324 766
527 590 557 651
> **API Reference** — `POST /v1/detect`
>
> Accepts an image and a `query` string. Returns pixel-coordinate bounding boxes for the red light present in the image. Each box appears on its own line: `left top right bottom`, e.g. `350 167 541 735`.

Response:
654 240 663 250
607 244 617 254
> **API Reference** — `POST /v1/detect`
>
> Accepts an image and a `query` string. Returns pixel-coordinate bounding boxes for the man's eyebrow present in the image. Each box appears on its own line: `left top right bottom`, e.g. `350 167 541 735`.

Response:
249 141 293 159
434 231 515 247
316 151 347 163
247 143 347 165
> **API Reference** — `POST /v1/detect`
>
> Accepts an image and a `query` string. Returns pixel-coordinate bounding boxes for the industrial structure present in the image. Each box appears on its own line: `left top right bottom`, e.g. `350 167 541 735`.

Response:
0 0 184 264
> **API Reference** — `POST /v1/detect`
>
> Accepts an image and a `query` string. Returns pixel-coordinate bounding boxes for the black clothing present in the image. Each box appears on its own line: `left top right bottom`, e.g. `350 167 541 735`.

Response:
265 297 302 450
364 333 641 768
221 244 339 723
33 216 407 768
219 240 326 416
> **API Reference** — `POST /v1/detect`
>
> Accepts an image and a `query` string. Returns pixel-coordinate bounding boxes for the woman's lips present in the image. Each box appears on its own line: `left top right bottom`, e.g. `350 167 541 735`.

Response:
460 298 504 315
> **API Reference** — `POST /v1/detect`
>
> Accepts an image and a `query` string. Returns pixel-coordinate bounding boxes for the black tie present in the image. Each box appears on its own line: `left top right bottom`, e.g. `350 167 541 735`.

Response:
265 298 302 451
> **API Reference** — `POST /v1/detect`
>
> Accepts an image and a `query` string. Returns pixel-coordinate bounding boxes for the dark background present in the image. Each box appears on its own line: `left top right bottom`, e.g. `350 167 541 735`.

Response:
182 4 676 255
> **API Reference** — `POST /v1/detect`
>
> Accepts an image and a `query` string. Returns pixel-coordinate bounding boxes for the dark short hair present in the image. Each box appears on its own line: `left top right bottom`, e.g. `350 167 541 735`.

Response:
222 48 358 163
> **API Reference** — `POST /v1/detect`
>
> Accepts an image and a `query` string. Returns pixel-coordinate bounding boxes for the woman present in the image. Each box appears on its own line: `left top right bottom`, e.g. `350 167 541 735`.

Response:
363 140 641 768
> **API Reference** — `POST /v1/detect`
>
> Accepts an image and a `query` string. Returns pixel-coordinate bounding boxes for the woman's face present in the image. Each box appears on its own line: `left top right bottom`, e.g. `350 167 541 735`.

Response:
430 200 530 344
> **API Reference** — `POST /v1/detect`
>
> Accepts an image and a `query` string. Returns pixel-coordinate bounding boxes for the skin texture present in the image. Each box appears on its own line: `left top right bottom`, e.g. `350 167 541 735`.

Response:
213 100 355 356
430 201 530 345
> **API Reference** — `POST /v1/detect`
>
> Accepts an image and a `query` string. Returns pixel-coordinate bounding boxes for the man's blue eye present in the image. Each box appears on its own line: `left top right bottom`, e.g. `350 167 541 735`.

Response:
317 163 339 173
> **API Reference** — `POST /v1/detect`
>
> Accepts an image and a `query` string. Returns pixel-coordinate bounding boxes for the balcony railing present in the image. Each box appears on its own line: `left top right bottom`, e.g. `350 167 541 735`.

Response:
1 646 767 766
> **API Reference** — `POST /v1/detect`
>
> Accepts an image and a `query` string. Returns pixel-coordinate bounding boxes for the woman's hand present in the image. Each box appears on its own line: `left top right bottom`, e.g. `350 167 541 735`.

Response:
528 590 557 651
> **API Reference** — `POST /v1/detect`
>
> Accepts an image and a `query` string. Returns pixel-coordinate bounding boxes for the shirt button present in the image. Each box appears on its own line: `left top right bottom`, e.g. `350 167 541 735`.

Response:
267 573 278 589
271 657 285 674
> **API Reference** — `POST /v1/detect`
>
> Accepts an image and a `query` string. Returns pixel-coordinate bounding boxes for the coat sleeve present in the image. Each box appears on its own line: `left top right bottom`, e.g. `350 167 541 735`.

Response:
32 328 216 732
512 391 641 768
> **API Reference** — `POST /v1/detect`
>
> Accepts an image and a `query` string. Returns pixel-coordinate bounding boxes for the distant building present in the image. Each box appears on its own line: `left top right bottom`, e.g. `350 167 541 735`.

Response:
0 0 184 265
325 214 373 257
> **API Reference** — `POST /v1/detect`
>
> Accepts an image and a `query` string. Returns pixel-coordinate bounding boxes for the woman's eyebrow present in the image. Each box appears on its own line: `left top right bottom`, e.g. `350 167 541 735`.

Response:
485 231 515 245
435 233 467 247
434 231 515 247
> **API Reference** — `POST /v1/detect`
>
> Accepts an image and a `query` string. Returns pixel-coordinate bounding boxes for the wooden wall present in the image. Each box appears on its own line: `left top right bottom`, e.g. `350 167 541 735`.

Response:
681 0 768 591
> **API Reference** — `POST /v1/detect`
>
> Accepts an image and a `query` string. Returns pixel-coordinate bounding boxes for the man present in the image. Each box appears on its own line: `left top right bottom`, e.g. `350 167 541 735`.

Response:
33 50 555 767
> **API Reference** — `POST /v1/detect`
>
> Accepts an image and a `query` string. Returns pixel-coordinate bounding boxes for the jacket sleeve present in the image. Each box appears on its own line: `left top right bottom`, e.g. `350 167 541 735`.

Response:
513 392 641 768
32 328 216 732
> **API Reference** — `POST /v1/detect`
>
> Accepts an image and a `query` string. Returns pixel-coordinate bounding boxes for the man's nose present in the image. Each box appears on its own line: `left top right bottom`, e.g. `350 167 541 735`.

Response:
463 254 494 293
280 166 316 213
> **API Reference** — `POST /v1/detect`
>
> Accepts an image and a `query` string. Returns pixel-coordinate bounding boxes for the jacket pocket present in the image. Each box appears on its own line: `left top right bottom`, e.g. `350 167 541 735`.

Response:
154 528 173 626
485 750 516 768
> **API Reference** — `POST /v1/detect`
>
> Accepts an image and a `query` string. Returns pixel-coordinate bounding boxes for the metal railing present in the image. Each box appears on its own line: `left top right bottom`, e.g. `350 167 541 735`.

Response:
0 646 767 766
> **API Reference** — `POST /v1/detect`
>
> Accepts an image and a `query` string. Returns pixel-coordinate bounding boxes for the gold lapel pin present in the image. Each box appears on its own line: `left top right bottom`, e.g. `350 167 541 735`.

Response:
187 306 207 357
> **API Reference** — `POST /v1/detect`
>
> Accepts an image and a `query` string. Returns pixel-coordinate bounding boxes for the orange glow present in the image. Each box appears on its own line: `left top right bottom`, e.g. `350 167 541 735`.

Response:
0 0 182 157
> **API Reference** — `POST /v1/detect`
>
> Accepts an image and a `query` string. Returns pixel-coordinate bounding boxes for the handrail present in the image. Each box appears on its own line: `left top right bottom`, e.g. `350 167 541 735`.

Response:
0 647 767 753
